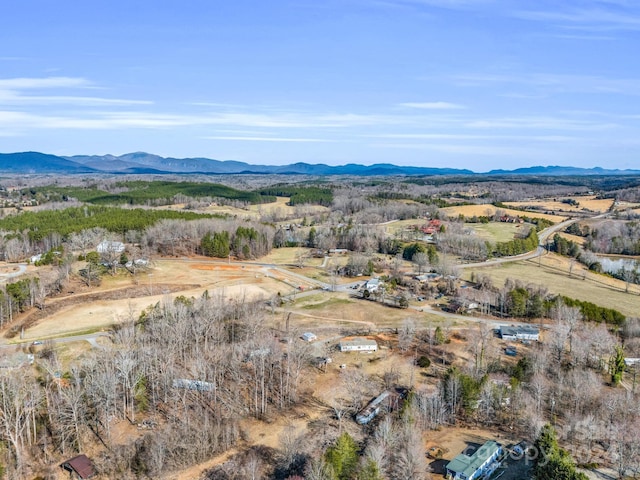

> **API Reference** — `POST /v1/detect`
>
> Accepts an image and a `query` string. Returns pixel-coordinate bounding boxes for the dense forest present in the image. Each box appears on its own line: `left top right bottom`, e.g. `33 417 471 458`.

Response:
0 205 220 243
25 181 272 206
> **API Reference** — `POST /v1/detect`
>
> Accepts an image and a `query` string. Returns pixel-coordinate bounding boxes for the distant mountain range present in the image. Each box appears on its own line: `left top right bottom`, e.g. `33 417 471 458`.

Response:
1 151 639 176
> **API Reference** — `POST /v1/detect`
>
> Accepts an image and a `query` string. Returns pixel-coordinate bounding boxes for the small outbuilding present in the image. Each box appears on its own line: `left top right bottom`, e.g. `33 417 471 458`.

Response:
60 454 95 479
301 332 317 342
339 337 378 352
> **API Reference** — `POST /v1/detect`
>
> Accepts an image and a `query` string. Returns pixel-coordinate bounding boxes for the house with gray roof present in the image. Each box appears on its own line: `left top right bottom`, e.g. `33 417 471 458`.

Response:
446 440 503 480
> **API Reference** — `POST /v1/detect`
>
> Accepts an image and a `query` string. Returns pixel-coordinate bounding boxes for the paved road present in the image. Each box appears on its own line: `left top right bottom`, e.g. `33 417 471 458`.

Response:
459 217 578 269
0 263 27 284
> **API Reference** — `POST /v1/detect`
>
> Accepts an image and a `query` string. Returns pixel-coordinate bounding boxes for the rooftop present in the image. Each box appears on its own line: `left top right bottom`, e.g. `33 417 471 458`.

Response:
500 325 539 335
446 441 501 478
60 454 95 479
339 337 378 347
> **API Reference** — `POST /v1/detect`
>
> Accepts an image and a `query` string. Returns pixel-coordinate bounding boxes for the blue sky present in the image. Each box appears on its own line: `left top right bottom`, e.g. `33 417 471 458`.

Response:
1 0 639 171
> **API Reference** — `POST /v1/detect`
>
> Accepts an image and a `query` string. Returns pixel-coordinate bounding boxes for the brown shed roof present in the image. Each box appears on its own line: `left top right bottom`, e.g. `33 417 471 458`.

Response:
60 454 95 479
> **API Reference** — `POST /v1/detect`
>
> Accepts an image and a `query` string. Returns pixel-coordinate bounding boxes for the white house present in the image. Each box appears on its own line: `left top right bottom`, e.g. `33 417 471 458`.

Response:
364 278 381 292
301 332 317 342
499 325 540 342
96 240 125 254
339 337 378 352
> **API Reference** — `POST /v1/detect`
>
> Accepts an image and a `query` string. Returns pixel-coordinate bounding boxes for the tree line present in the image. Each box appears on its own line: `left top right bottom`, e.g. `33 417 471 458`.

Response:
0 205 219 244
29 180 274 206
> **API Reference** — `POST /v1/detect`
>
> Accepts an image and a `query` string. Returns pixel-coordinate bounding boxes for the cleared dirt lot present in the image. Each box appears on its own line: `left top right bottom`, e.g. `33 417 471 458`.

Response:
15 254 445 341
18 259 290 340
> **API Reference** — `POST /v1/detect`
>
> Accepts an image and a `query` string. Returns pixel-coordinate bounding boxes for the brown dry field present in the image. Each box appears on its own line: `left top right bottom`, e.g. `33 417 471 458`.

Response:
247 195 329 217
156 202 258 219
505 196 614 214
158 196 329 221
285 292 451 331
23 254 458 341
259 247 324 266
20 259 292 340
612 201 640 212
440 204 567 223
556 232 586 245
464 253 640 317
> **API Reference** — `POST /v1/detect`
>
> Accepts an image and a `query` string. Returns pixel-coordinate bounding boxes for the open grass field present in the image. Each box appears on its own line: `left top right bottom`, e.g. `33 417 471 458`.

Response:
159 196 329 221
464 253 640 317
506 196 614 214
19 259 295 340
247 195 329 218
612 201 640 212
383 218 423 236
259 246 323 266
556 232 586 245
440 204 567 223
285 292 451 331
157 202 258 219
466 222 524 243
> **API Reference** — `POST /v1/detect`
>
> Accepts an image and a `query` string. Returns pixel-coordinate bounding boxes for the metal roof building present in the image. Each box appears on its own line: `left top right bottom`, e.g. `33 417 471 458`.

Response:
446 441 503 480
60 454 95 479
499 325 539 341
339 337 378 352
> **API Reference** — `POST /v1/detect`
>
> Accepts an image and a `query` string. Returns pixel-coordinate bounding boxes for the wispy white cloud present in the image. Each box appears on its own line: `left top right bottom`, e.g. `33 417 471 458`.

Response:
0 76 90 89
201 112 397 129
0 92 153 106
399 101 466 109
374 132 577 141
465 115 618 131
380 0 495 9
0 109 397 131
0 76 152 107
514 5 640 32
204 136 330 142
454 72 640 95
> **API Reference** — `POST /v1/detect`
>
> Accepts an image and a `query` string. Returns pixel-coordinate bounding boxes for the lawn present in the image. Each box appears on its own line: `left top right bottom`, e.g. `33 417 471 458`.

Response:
247 195 329 218
505 196 613 214
440 204 567 223
285 292 452 330
466 222 524 243
464 253 640 317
